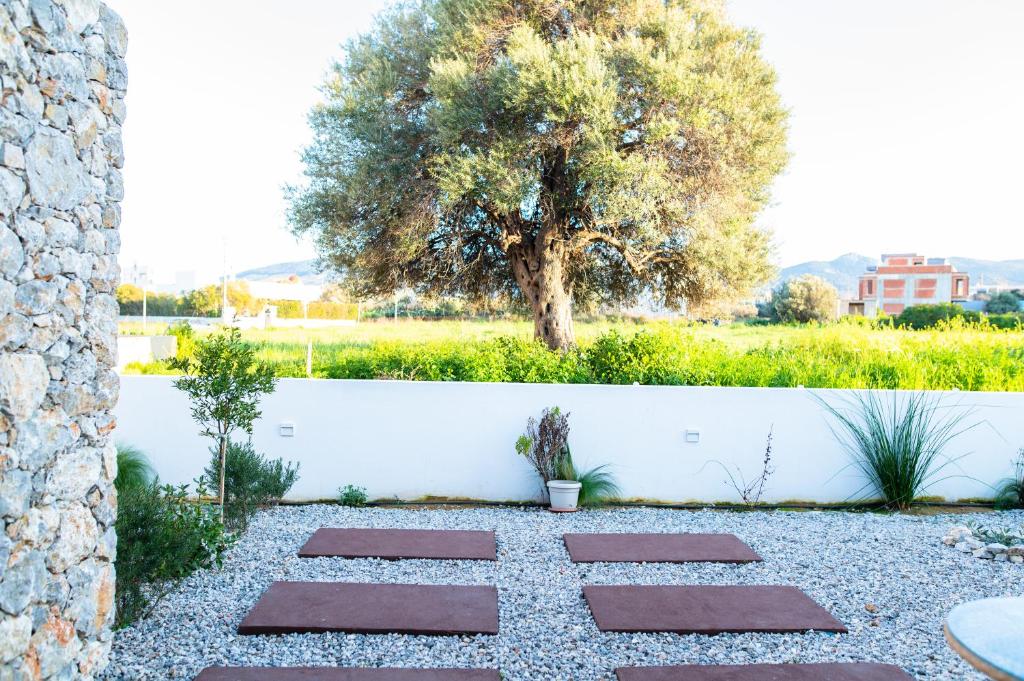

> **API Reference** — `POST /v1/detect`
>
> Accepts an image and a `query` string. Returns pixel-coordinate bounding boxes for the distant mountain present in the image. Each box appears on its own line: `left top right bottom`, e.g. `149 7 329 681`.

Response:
235 259 328 285
775 254 1024 296
774 253 875 296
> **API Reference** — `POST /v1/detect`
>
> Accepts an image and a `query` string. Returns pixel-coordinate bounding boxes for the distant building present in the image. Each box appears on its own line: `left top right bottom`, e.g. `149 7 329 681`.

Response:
849 253 969 317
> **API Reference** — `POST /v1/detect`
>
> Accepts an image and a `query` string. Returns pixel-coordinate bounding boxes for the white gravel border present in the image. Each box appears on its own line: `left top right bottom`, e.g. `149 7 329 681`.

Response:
102 506 1024 680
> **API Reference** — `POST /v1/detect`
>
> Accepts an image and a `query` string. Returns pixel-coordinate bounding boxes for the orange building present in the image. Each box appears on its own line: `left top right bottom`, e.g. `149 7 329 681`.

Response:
849 254 969 317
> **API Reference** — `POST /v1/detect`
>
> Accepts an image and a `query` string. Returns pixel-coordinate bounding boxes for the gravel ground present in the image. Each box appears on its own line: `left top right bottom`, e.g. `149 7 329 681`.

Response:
102 506 1024 680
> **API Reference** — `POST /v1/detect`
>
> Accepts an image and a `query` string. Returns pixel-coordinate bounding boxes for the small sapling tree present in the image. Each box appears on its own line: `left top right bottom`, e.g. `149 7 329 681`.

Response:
171 327 277 522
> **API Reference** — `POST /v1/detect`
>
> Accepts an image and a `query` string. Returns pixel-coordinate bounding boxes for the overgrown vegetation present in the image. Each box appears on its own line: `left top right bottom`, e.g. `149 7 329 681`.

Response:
171 327 277 522
114 446 233 628
201 441 299 530
815 391 976 510
126 320 1024 393
516 407 619 506
994 449 1024 510
338 485 368 507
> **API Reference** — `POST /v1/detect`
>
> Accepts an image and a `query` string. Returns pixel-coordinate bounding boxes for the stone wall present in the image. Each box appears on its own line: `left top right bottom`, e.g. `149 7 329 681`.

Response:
0 0 125 678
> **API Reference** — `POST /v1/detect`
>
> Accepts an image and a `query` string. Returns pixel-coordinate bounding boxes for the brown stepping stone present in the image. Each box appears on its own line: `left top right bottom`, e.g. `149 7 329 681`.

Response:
615 664 913 680
298 529 496 561
583 585 846 634
237 582 499 636
195 668 500 681
563 533 761 563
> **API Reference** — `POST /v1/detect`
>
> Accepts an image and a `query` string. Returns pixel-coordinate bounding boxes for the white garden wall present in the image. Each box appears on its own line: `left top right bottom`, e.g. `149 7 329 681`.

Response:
114 376 1024 504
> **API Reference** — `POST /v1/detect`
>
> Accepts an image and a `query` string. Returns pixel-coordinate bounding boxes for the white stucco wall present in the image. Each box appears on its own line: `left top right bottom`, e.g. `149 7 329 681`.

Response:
114 376 1024 504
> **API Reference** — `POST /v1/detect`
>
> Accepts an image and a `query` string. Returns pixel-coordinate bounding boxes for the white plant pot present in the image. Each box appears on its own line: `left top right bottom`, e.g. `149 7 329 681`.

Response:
547 480 582 512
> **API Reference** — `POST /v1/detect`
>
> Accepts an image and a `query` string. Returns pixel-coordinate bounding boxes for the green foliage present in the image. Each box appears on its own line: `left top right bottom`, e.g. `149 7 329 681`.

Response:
338 485 368 507
167 320 196 361
115 444 155 494
554 445 620 507
986 291 1023 314
115 479 233 628
815 391 976 510
201 441 299 530
965 520 1024 547
171 327 278 521
994 449 1024 510
771 276 840 323
895 303 979 330
124 320 1024 392
116 284 182 316
289 0 788 347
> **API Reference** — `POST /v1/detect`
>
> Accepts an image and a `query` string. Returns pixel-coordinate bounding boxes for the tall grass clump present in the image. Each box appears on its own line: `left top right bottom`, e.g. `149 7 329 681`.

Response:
815 391 976 510
994 449 1024 510
554 445 621 507
115 444 155 493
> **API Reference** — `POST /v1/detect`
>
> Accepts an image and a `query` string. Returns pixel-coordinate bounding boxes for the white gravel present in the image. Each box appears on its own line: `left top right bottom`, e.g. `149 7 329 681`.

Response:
102 506 1024 680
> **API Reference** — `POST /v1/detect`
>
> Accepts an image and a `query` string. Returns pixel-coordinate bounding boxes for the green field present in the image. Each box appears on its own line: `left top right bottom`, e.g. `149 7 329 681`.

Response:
120 318 1024 392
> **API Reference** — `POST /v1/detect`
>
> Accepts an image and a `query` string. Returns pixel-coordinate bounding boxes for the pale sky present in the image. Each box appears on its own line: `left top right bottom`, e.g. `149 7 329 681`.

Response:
107 0 1024 287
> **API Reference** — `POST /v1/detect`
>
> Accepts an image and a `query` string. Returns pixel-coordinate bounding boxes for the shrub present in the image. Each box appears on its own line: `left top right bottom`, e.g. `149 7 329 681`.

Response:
201 440 299 530
166 320 196 361
815 391 976 510
171 326 277 523
115 478 232 628
895 303 979 330
986 291 1023 314
994 449 1024 510
338 484 368 507
770 275 839 323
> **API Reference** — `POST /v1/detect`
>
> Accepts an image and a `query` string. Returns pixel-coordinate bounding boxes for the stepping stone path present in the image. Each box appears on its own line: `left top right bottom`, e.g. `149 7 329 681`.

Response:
199 526 910 679
237 582 499 635
298 528 497 560
564 532 762 563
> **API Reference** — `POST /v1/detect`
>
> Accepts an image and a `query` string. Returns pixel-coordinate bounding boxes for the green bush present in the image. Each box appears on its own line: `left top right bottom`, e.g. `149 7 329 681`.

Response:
115 478 232 628
986 291 1023 314
895 303 979 329
201 440 299 530
338 484 368 506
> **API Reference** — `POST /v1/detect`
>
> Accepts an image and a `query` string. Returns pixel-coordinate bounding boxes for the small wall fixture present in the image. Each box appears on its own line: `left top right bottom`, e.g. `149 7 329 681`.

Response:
685 429 701 444
279 422 296 437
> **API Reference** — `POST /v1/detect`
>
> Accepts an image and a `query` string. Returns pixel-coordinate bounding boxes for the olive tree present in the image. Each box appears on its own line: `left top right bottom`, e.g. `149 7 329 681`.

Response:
171 327 277 522
771 275 839 323
985 290 1023 314
289 0 788 350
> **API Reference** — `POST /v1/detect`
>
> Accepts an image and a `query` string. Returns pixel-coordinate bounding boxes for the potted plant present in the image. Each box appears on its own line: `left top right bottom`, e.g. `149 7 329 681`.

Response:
515 407 619 512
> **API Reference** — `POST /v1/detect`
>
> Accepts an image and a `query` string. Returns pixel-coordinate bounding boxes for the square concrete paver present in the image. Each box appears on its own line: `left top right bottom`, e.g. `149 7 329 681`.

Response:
237 582 499 636
615 664 913 680
584 585 846 634
194 669 500 681
563 533 761 563
298 529 496 561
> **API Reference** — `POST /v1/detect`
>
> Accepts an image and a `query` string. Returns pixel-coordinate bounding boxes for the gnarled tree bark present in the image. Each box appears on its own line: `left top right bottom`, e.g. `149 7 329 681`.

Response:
510 237 576 352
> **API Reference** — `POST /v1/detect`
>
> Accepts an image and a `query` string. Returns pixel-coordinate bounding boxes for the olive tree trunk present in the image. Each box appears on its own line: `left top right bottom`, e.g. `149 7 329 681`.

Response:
511 242 576 351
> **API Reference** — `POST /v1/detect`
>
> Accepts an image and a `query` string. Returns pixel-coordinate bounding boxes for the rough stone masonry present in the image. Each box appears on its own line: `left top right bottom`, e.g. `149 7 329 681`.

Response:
0 0 125 678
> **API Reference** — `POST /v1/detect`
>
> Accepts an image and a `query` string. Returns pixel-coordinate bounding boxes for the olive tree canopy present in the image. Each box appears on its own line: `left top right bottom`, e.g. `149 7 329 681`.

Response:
289 0 788 349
